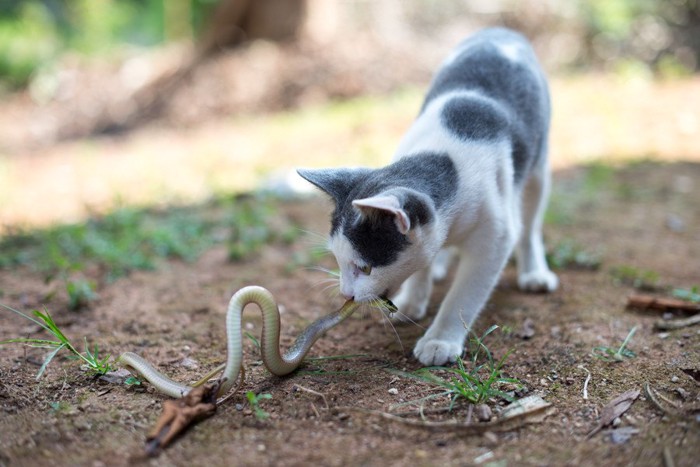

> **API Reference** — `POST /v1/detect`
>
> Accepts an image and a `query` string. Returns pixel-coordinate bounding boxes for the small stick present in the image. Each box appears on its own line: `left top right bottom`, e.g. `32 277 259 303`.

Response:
293 384 329 410
578 365 591 400
627 294 700 312
655 314 700 330
663 447 676 467
310 402 321 419
333 403 554 433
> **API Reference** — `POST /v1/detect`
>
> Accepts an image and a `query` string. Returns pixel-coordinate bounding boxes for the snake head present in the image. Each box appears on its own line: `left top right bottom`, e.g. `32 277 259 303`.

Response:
380 297 398 315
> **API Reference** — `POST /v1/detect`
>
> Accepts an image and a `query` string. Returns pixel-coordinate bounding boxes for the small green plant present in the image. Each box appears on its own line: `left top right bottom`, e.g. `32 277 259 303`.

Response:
392 325 521 409
243 331 261 349
246 391 272 420
672 286 700 303
124 376 141 386
0 305 113 379
548 240 601 270
65 278 99 310
592 326 637 362
226 197 298 261
610 265 659 290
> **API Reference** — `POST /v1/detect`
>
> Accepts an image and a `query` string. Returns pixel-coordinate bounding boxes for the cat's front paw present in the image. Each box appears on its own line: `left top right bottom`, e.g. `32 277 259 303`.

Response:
413 336 463 366
518 270 558 293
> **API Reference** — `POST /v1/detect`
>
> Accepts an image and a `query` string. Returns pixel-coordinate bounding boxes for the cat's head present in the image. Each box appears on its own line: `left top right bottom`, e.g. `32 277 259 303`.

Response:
298 167 440 302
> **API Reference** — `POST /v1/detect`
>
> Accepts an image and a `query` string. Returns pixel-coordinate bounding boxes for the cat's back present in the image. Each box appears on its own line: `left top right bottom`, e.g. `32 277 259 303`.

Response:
423 27 547 109
396 28 550 184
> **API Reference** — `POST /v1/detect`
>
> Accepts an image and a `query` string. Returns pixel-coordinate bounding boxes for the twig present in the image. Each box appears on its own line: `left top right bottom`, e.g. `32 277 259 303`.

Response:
578 365 591 400
627 294 700 312
644 383 682 416
388 406 454 418
293 384 329 410
655 314 700 330
309 402 321 419
334 396 553 433
663 447 676 467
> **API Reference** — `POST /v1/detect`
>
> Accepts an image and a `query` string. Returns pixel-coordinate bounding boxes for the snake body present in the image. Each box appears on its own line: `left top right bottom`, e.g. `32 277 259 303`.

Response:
118 286 363 398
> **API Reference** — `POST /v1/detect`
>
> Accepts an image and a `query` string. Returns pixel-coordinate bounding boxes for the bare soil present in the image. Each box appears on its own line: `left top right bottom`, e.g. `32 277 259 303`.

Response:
1 161 699 466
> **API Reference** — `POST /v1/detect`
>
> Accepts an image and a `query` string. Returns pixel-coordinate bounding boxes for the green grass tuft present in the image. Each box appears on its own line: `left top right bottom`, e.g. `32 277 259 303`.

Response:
592 326 637 362
547 239 601 270
391 325 521 409
672 286 700 303
0 195 291 305
0 304 113 378
610 265 659 290
246 391 272 420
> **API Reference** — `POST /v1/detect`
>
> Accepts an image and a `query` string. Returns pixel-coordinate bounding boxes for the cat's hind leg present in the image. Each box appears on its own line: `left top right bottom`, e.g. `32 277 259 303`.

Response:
516 161 558 292
431 247 456 282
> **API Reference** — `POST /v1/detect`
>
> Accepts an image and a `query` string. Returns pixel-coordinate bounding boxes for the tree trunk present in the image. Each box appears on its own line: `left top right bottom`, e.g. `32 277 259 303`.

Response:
197 0 307 57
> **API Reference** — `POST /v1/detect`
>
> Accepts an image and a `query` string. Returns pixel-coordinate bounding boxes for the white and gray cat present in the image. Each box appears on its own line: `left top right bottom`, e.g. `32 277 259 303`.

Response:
298 28 558 366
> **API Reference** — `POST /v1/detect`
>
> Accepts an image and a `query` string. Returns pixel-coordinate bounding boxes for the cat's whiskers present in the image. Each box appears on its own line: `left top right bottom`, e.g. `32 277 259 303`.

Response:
368 297 406 354
299 229 331 253
387 310 426 330
305 265 339 277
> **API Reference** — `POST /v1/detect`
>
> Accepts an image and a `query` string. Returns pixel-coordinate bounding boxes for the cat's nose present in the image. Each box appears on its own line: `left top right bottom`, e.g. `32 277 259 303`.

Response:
341 292 354 301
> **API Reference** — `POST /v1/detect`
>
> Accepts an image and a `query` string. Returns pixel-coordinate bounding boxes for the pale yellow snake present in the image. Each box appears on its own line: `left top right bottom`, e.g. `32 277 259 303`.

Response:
117 286 392 399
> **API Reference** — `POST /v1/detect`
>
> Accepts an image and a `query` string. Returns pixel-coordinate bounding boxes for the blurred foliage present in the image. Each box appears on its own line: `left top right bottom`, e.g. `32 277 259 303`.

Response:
0 194 293 286
580 0 699 75
0 0 218 90
0 0 698 90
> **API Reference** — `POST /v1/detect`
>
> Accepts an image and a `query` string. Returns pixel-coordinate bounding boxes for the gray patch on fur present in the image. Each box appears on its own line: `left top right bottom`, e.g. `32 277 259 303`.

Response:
422 27 550 183
441 95 509 141
298 153 458 267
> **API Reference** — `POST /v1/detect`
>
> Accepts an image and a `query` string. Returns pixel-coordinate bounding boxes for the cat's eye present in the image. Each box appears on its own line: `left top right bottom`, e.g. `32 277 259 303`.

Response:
358 264 372 275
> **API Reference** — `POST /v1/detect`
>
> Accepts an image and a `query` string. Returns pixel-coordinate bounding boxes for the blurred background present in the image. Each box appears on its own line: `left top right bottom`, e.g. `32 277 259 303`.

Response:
0 0 699 228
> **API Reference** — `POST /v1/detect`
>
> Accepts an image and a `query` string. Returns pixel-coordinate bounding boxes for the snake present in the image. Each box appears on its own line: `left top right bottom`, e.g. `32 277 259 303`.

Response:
117 285 394 399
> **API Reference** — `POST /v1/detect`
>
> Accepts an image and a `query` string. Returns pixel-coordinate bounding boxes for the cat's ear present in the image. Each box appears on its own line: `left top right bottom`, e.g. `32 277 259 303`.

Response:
352 195 411 234
297 168 369 202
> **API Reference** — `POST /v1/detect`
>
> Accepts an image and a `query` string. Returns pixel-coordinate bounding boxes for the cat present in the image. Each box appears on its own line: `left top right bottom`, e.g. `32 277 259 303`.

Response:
297 27 558 366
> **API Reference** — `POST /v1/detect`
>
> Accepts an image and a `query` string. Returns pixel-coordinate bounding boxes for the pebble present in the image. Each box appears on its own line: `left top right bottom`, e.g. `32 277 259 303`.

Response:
675 387 690 400
666 214 685 232
388 388 399 395
612 417 622 427
671 376 679 383
179 357 199 369
475 404 492 422
483 431 499 445
610 427 639 444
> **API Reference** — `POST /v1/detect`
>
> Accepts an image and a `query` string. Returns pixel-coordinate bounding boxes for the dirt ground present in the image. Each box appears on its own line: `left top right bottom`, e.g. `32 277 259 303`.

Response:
0 159 698 466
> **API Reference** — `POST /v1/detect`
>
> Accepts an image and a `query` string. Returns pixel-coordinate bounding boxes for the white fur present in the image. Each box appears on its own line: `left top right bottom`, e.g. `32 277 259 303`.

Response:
342 110 553 367
325 34 557 367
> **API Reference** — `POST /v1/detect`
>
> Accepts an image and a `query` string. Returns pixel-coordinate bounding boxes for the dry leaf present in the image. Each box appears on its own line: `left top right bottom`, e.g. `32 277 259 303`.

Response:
145 382 221 456
587 389 640 438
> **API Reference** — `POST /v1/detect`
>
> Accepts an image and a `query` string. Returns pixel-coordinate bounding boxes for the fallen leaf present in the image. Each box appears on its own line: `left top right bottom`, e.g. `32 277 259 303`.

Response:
145 381 221 456
587 389 640 438
500 394 550 420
